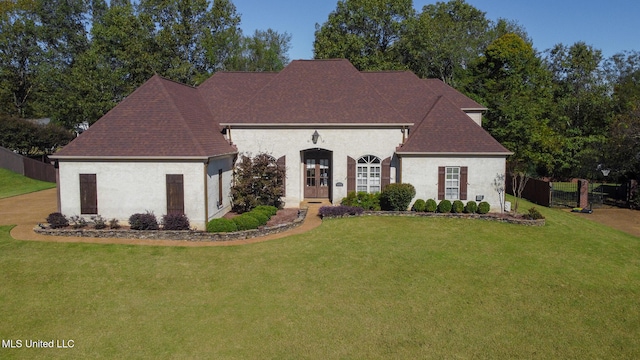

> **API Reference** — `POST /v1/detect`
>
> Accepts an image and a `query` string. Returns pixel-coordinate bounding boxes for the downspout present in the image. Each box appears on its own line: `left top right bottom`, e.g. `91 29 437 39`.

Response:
55 160 61 212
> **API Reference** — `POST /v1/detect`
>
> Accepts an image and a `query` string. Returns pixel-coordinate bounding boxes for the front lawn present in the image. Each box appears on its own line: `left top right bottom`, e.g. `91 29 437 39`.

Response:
0 168 55 199
0 200 639 358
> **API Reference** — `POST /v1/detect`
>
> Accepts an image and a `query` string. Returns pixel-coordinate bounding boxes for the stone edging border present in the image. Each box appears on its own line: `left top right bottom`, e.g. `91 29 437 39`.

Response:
34 209 308 242
322 211 545 226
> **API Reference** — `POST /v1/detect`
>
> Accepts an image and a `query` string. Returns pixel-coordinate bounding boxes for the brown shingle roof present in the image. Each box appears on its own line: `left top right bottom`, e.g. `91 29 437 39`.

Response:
424 79 486 110
220 59 411 125
397 96 511 154
53 75 236 159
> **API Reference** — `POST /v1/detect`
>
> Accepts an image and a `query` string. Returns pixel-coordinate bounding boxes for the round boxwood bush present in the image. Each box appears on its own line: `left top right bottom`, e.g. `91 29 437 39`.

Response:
437 199 452 213
207 218 238 233
254 205 278 217
233 214 260 230
464 200 478 214
247 210 269 226
452 200 464 213
46 212 69 228
412 199 426 212
379 183 416 211
425 199 437 213
477 201 491 214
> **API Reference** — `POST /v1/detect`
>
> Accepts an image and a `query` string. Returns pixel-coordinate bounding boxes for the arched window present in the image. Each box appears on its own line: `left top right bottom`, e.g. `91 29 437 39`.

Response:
357 155 381 193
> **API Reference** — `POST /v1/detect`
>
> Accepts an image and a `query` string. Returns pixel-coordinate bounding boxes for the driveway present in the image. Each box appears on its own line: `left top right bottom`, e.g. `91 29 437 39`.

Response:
0 189 322 246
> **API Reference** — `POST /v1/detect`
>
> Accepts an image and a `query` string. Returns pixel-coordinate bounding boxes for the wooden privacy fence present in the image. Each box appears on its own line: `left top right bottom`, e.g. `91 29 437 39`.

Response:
506 174 551 207
0 146 56 183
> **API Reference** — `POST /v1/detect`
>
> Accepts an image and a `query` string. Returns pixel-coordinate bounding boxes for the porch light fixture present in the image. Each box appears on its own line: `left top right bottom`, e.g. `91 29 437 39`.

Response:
312 130 320 144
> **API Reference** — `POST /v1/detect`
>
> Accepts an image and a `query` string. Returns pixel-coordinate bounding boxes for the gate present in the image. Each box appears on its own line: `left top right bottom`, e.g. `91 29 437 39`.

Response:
550 182 578 208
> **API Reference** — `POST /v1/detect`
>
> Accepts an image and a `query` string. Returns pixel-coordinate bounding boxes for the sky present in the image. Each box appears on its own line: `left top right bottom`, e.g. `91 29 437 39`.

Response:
231 0 639 61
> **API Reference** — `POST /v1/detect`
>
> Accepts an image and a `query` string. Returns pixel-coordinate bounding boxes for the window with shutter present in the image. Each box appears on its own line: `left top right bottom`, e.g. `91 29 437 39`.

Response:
166 174 184 215
79 174 97 214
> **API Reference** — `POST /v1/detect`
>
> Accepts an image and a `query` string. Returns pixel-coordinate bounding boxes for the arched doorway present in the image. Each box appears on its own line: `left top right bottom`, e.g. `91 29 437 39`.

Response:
303 149 332 199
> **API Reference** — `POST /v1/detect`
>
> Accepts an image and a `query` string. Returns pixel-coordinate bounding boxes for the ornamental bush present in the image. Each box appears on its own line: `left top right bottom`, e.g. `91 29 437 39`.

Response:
425 199 437 213
91 215 107 229
526 207 545 220
232 214 260 230
452 200 464 213
207 218 238 233
412 199 426 212
254 205 278 217
162 213 191 230
230 153 285 213
341 191 381 211
247 210 269 226
46 212 69 229
464 200 478 214
477 201 491 214
318 205 364 217
379 183 416 211
437 199 452 213
129 212 159 230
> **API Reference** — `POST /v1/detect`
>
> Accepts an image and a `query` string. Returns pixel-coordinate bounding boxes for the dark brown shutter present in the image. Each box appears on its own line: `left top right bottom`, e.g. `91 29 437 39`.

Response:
460 166 468 200
277 155 286 196
437 167 445 200
381 157 391 190
80 174 97 214
218 169 223 206
347 156 356 193
166 174 184 215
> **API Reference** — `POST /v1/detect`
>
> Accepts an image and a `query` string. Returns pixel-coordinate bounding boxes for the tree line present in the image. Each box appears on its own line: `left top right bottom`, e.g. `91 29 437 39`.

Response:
314 0 640 182
2 0 639 183
0 0 291 155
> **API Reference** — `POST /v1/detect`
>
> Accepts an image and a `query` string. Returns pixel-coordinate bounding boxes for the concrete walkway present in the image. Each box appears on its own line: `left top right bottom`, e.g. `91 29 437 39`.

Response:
0 189 323 246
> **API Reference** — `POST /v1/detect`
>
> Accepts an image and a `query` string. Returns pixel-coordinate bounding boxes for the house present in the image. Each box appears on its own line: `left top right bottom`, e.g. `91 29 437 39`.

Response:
50 59 511 229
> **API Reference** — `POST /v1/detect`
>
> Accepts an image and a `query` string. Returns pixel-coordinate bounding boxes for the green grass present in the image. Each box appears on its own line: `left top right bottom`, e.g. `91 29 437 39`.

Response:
0 168 55 198
0 198 639 358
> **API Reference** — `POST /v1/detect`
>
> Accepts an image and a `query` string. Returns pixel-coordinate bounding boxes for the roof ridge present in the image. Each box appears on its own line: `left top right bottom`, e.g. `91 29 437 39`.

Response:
157 78 208 156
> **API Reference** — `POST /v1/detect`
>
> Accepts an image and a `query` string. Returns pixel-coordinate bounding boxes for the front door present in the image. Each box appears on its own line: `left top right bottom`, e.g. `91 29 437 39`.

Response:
304 150 331 198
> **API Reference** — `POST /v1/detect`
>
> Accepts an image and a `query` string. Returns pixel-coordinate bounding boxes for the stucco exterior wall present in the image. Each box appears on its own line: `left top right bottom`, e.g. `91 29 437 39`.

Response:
58 161 208 229
206 156 234 221
230 127 404 206
401 155 507 212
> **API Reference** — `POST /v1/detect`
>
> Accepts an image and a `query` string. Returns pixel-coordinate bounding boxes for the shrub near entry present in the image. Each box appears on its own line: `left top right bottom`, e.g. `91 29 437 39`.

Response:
207 218 238 233
379 183 416 211
412 199 426 212
452 200 464 213
437 200 452 213
425 199 437 213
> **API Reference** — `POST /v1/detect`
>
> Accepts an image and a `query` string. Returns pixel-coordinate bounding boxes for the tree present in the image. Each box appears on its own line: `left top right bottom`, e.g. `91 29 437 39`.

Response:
313 0 414 70
470 33 559 179
401 0 490 85
230 153 286 213
233 29 291 72
0 115 73 155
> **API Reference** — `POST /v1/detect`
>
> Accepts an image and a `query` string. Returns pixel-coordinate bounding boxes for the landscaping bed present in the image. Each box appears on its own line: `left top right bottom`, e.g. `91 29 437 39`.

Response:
321 209 545 226
35 208 307 241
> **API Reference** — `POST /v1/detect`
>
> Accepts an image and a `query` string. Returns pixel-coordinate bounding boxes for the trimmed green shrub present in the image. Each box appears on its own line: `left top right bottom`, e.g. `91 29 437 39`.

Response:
464 200 478 214
526 207 545 220
162 213 191 230
437 199 452 213
207 218 238 233
477 201 491 214
341 191 381 211
412 199 426 212
46 212 69 228
247 210 269 226
232 214 260 230
452 200 464 213
425 199 437 213
379 183 416 211
129 212 159 230
254 205 278 217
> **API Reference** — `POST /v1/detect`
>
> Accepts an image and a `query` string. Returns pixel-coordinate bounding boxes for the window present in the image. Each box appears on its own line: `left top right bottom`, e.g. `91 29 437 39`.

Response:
79 174 97 214
357 155 381 193
445 167 460 200
438 166 468 200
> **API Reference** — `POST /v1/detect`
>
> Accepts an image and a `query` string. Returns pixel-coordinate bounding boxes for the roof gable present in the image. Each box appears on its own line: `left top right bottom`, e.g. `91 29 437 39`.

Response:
398 96 510 154
54 75 235 158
